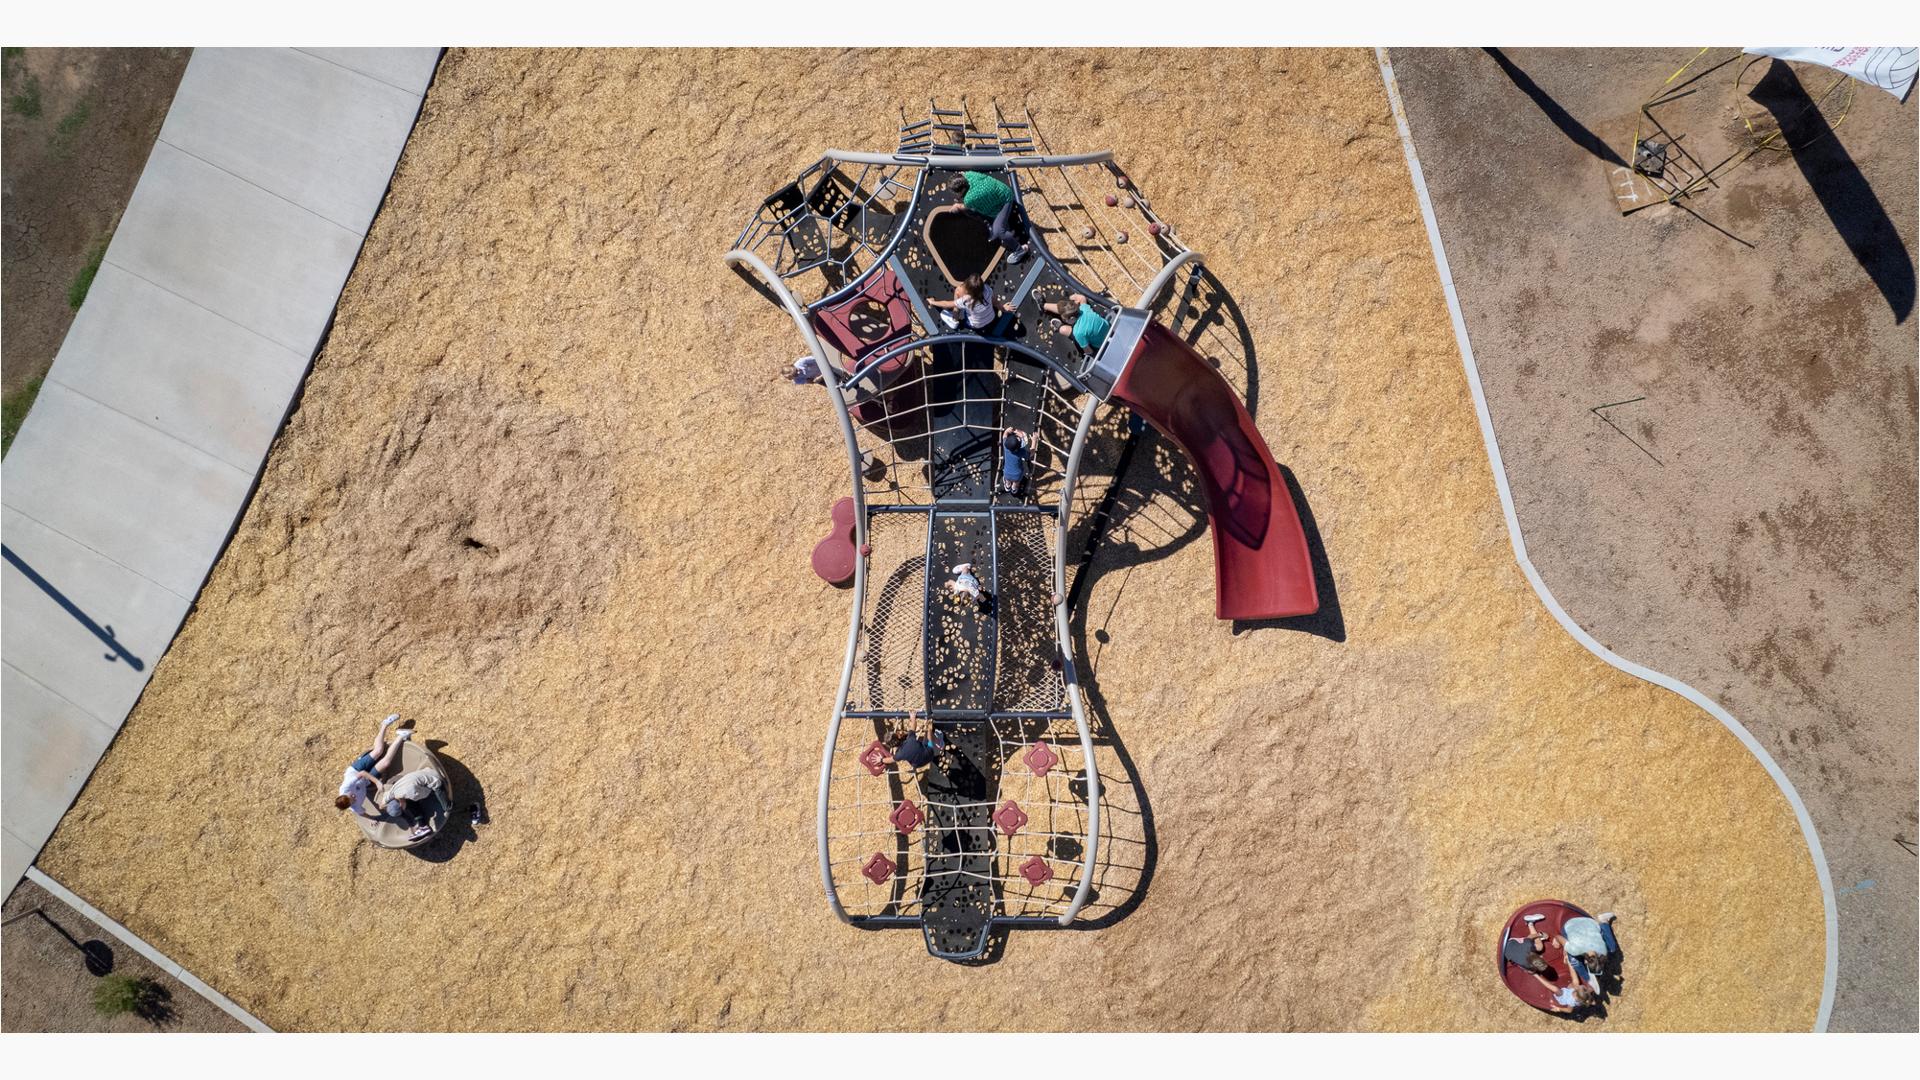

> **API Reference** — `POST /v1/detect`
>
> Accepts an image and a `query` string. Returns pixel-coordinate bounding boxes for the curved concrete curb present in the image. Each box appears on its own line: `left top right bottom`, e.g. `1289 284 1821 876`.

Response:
1374 47 1839 1032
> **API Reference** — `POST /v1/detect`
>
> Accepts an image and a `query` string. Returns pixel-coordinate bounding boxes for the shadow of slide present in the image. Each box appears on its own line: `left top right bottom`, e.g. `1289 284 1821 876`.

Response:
1233 465 1346 641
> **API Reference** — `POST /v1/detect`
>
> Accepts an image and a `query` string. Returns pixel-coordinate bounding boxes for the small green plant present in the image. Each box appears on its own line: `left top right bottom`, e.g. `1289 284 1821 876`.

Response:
47 95 92 158
68 236 108 310
55 96 89 136
2 375 45 458
92 973 171 1022
6 72 41 118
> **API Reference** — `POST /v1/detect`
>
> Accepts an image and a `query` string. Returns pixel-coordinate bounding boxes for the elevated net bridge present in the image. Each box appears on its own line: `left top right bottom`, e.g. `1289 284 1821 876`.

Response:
726 100 1318 960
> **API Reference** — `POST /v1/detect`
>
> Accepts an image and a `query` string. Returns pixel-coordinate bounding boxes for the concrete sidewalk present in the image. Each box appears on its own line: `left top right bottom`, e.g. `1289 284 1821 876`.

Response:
2 48 441 894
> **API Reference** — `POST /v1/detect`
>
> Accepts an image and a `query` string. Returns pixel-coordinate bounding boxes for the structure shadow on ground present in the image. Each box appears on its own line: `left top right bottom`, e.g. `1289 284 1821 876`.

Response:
1483 48 1630 169
0 544 147 669
408 741 485 863
1750 60 1916 323
950 264 1349 960
1233 466 1346 641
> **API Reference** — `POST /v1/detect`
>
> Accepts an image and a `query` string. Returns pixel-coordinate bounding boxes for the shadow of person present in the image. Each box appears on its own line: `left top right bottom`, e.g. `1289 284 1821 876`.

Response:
1482 48 1630 168
1749 59 1916 323
408 740 485 863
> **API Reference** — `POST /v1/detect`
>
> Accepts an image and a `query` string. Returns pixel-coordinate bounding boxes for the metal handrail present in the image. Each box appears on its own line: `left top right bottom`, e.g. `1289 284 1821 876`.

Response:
1134 249 1205 310
841 332 1092 399
826 148 1114 169
1053 394 1105 924
723 248 867 925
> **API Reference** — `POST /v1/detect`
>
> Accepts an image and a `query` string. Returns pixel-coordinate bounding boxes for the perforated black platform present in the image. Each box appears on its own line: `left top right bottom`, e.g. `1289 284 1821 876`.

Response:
917 721 997 959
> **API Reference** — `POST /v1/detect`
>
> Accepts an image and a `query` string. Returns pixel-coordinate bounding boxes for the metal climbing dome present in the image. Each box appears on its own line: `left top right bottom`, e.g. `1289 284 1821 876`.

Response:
726 99 1318 960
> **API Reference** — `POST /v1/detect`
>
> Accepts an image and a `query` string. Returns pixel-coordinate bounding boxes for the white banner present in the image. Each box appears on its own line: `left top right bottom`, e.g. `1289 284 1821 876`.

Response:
1744 47 1918 101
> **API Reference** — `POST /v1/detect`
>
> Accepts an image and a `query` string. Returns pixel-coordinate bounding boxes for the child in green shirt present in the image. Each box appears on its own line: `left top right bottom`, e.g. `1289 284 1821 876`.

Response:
948 172 1034 265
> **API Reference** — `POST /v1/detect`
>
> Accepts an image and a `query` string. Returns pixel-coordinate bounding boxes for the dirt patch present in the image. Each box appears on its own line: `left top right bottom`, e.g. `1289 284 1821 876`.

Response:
37 48 1823 1032
239 367 622 698
1393 46 1917 1031
1 878 246 1032
1 47 188 398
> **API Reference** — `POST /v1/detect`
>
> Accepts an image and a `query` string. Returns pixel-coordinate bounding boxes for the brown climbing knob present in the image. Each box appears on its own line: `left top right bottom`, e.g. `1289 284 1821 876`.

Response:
1147 222 1164 237
1023 741 1059 777
1104 194 1118 207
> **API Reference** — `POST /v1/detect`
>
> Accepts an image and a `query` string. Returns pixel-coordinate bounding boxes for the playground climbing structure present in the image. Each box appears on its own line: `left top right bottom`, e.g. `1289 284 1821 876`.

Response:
726 100 1318 960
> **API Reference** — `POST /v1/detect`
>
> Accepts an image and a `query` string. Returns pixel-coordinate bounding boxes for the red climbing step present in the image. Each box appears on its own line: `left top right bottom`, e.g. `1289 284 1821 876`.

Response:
859 738 891 776
1018 855 1053 887
890 800 924 834
1023 741 1058 777
993 800 1028 838
811 496 859 586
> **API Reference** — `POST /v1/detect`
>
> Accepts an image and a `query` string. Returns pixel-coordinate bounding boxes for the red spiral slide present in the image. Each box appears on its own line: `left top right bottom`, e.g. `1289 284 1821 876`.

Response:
1110 322 1319 621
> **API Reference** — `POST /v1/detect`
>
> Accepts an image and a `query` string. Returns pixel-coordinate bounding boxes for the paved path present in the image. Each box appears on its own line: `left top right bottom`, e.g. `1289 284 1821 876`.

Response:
2 48 441 894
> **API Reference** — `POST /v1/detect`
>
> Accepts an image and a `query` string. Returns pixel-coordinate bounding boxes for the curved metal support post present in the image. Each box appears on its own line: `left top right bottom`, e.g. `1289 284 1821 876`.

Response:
807 166 927 313
1134 249 1205 311
826 148 1115 170
1053 395 1105 924
724 248 867 926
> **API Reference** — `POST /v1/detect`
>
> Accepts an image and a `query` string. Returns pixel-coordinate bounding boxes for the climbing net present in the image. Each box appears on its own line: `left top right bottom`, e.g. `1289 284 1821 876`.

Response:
1011 108 1190 307
837 340 1091 509
823 509 1098 922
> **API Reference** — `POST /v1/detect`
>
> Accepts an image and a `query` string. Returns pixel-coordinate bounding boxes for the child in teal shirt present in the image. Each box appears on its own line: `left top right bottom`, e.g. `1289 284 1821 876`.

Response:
1043 292 1111 353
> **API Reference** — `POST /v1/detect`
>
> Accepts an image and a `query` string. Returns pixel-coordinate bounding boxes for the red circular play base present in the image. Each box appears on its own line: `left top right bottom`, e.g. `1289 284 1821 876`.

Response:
1497 899 1592 1013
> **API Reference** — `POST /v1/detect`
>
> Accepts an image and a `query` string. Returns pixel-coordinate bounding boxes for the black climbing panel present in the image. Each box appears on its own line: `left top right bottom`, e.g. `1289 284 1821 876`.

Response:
924 342 1001 500
918 510 1002 958
917 720 997 959
924 511 997 713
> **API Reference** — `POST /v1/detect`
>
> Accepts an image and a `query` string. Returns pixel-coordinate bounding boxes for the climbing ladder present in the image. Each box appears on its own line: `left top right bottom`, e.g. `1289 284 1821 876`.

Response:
991 101 1036 156
899 97 1024 158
